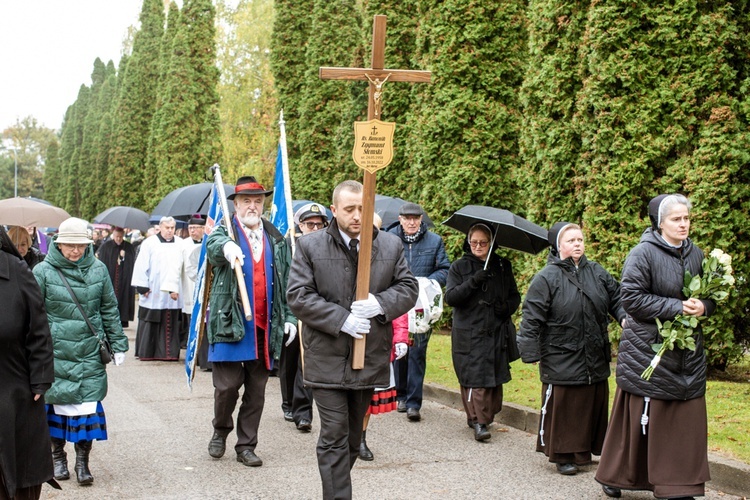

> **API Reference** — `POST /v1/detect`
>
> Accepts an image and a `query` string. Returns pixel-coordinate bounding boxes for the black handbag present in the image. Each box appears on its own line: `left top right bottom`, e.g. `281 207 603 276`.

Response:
55 268 114 364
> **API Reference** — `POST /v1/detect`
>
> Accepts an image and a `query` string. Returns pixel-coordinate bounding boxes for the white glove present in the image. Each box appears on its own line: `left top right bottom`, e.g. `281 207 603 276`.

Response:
284 322 298 346
222 241 244 269
114 352 126 366
351 293 384 319
341 314 370 339
395 342 408 360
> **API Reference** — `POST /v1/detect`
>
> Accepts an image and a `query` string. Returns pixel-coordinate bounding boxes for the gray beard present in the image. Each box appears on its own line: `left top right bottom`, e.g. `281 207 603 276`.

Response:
239 214 261 229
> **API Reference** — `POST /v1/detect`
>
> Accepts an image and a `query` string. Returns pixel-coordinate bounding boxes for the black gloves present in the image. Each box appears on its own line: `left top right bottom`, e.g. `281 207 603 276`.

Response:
469 269 491 288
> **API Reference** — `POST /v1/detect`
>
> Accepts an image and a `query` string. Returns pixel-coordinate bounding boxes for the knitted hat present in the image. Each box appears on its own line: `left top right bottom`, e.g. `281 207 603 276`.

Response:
56 217 93 244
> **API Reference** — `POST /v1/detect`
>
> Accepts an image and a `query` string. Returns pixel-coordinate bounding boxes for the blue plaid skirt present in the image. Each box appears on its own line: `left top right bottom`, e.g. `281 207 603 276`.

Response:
46 402 108 443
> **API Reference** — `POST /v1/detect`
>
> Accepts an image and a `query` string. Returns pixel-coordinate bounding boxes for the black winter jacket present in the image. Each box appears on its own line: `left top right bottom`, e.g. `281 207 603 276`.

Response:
518 253 625 386
616 229 715 400
445 252 520 388
287 220 418 390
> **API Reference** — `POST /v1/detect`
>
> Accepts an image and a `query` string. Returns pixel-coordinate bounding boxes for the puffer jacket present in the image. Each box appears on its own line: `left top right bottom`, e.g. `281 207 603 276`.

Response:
616 228 715 400
287 219 418 390
33 240 128 405
388 222 450 286
518 253 625 386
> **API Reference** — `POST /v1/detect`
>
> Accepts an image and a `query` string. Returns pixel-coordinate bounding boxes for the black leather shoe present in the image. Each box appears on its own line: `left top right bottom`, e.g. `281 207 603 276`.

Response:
473 423 491 441
406 408 421 421
396 401 406 413
296 419 312 432
601 485 622 498
208 432 226 458
236 450 263 467
283 411 294 422
555 463 578 475
359 431 373 461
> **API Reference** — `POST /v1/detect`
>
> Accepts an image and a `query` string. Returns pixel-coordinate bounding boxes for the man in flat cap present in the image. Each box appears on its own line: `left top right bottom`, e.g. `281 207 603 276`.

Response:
204 176 297 467
388 202 450 422
278 202 329 432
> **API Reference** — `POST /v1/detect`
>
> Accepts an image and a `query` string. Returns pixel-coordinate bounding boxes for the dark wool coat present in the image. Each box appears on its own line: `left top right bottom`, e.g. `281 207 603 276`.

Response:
0 249 55 498
287 220 418 390
616 229 715 400
445 251 521 388
518 253 625 386
33 241 129 405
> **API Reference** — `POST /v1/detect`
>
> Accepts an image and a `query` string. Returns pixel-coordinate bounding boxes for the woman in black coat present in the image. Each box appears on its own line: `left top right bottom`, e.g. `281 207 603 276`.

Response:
518 222 625 476
445 223 521 442
596 194 715 499
0 227 58 500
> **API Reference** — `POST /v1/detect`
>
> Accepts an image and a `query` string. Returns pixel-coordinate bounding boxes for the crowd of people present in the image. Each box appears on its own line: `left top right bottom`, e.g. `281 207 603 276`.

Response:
0 183 719 500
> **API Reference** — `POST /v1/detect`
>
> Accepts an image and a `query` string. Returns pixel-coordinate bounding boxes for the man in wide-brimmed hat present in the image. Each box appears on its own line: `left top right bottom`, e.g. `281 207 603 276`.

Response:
204 176 297 468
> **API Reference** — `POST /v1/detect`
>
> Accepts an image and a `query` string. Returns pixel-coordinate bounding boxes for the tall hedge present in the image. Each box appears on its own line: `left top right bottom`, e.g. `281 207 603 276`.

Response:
109 0 164 208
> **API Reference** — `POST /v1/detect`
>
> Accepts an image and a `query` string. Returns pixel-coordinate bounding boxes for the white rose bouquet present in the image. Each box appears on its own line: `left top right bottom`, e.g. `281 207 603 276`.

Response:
641 249 735 381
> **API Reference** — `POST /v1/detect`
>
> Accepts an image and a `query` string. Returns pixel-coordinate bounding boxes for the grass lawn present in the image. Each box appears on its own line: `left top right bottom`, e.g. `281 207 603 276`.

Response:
425 332 750 464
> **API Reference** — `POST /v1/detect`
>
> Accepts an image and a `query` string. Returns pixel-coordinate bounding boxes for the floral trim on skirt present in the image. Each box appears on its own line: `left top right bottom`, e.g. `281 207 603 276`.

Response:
46 402 108 443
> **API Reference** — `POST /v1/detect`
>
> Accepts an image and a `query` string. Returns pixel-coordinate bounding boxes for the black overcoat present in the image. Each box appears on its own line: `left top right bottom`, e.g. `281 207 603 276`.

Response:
445 251 521 388
0 249 55 498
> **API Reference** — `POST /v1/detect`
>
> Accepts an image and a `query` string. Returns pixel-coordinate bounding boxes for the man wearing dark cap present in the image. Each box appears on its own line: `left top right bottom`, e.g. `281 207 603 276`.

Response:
278 202 329 431
388 202 450 422
204 176 297 468
97 227 136 327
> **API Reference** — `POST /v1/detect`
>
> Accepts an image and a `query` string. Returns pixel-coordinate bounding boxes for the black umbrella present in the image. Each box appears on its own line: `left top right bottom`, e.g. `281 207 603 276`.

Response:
93 206 151 232
151 182 235 219
442 205 549 255
374 194 434 230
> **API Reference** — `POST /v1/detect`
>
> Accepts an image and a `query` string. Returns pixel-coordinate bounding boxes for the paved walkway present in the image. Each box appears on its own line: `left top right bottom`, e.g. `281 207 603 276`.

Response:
42 327 744 499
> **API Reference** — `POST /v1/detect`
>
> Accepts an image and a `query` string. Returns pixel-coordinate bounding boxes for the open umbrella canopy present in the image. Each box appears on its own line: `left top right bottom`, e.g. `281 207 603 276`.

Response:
0 197 71 228
93 206 151 232
443 205 549 255
374 194 434 230
151 183 235 219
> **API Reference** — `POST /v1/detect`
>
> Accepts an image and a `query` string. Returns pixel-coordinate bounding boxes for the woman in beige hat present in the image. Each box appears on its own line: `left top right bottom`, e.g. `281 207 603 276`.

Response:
32 217 129 486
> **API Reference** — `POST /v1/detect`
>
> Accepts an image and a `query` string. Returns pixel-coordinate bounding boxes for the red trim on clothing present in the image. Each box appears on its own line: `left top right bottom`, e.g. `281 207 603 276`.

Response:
236 182 266 192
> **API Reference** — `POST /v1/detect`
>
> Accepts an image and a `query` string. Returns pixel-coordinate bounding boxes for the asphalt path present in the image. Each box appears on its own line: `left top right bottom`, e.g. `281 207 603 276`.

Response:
42 326 739 500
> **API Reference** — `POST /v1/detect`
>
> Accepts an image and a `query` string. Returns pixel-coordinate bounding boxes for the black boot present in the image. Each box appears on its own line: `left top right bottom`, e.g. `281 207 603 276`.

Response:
359 431 374 461
51 438 70 480
74 441 94 485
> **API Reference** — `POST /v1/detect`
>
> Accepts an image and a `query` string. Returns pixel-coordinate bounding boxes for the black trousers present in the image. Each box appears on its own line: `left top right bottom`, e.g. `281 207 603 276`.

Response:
278 334 313 423
212 360 269 453
312 388 374 500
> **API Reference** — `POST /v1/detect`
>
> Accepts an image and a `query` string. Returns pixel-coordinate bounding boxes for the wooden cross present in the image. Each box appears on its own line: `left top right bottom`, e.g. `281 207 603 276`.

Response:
320 15 432 369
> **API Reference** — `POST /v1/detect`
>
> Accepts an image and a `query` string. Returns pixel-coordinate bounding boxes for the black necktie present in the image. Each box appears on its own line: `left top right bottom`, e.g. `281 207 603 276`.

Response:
349 239 359 264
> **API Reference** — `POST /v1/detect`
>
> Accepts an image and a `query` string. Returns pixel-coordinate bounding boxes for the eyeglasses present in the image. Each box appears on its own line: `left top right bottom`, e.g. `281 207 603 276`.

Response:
303 221 326 230
469 240 489 248
60 243 88 251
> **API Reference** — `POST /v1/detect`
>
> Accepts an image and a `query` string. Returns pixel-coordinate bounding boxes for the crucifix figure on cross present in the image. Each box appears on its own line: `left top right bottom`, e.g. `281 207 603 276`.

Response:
319 14 432 369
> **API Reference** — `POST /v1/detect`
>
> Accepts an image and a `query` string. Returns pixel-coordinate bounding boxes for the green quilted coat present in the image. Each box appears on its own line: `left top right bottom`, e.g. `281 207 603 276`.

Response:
33 241 129 405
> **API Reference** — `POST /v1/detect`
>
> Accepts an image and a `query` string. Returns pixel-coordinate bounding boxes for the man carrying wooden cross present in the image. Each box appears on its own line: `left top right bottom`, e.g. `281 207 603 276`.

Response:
287 180 417 499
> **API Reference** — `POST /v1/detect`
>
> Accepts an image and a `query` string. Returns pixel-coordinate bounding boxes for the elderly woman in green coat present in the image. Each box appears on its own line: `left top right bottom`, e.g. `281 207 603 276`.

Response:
33 218 129 486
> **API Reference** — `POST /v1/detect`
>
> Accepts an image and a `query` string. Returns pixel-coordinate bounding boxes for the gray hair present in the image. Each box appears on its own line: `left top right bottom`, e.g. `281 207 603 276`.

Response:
658 194 691 227
159 216 176 225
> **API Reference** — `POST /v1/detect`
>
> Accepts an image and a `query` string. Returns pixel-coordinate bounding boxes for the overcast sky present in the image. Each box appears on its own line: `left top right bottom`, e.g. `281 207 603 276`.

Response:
0 1 144 131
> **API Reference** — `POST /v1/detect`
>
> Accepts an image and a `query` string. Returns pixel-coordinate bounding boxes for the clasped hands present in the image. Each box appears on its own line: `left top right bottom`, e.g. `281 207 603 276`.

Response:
342 294 384 339
682 297 705 317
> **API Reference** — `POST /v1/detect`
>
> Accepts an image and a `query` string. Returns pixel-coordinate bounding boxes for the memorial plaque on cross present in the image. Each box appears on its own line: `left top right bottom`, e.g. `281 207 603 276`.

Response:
320 15 432 369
